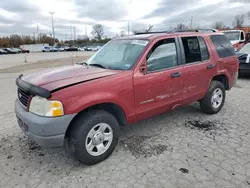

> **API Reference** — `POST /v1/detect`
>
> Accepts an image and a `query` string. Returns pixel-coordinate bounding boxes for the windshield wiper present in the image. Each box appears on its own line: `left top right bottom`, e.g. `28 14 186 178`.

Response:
89 63 106 69
77 62 88 65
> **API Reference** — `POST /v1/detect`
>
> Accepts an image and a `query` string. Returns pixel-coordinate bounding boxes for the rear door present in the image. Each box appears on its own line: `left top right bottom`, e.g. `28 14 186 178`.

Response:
179 36 217 103
133 37 184 120
210 35 238 88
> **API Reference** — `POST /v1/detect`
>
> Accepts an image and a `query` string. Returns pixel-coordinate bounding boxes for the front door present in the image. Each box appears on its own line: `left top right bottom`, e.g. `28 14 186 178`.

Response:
133 37 184 121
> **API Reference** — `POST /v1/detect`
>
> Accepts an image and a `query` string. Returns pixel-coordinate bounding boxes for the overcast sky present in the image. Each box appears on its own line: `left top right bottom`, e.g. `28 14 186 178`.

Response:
0 0 249 40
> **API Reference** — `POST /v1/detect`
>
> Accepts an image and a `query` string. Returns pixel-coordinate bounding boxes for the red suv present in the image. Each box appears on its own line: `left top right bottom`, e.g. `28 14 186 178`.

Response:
15 30 238 165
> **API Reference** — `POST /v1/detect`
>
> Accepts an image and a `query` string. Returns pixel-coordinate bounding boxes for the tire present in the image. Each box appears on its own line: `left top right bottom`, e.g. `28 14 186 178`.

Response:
68 110 120 165
200 81 226 114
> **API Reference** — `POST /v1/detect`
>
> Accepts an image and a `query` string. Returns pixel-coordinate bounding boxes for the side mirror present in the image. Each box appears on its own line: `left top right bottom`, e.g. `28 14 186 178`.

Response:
139 59 147 74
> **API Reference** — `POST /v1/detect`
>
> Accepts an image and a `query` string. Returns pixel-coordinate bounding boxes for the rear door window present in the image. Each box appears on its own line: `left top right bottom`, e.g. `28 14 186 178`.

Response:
210 35 235 58
198 36 209 61
181 36 202 64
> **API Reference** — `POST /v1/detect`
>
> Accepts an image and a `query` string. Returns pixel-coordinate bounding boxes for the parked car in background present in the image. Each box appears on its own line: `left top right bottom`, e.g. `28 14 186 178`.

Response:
4 48 19 54
222 28 250 51
85 46 99 51
237 42 250 75
78 47 85 51
50 47 59 52
12 48 21 53
19 47 30 53
84 46 93 51
58 47 65 52
42 46 50 52
65 46 78 51
15 30 238 165
0 49 7 55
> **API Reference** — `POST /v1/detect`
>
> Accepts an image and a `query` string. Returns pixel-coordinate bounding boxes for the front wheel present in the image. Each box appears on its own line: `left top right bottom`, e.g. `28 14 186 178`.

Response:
68 110 120 165
200 81 226 114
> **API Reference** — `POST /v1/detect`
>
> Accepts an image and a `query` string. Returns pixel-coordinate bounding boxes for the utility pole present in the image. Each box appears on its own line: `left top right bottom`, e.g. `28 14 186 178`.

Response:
190 16 193 29
37 25 39 41
70 24 72 41
73 26 76 41
49 12 55 44
127 0 133 36
85 25 87 37
128 22 130 36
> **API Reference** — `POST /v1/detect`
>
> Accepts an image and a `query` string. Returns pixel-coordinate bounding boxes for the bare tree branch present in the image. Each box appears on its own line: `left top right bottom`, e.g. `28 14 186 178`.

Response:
212 21 225 29
232 14 245 28
176 23 188 30
91 24 104 40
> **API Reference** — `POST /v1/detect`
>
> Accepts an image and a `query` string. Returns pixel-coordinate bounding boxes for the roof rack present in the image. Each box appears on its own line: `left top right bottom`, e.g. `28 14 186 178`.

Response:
174 29 217 32
135 29 217 35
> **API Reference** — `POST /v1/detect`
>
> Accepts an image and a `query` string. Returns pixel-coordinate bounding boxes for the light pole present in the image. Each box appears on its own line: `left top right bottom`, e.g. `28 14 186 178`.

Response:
127 0 133 36
49 12 55 44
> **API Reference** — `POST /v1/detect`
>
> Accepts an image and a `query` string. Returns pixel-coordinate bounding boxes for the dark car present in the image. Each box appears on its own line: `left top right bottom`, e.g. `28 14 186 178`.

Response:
19 47 30 53
0 49 7 55
65 46 78 51
237 43 250 75
4 48 18 54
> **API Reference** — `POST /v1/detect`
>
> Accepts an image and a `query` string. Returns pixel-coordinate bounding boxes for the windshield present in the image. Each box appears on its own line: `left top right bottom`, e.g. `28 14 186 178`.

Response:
239 43 250 53
223 32 240 41
86 39 148 70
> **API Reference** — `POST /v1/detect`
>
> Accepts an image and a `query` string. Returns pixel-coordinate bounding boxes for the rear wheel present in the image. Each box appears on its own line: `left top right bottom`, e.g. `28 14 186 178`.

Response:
68 110 120 165
200 81 225 114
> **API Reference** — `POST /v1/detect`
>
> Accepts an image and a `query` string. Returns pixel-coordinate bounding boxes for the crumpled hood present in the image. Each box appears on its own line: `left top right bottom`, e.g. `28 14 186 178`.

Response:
22 65 120 91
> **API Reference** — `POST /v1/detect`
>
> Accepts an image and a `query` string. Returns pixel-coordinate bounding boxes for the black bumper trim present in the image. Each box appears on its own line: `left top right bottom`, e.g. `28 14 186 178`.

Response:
16 74 51 98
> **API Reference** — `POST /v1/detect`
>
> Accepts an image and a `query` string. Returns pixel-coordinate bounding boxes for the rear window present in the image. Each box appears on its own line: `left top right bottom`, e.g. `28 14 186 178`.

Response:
210 35 235 58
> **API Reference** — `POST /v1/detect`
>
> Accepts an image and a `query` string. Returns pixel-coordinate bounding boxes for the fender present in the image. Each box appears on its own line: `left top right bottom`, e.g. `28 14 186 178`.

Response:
63 92 134 122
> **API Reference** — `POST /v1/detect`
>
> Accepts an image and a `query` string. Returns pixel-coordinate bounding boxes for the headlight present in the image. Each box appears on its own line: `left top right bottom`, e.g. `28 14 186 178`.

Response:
29 96 64 117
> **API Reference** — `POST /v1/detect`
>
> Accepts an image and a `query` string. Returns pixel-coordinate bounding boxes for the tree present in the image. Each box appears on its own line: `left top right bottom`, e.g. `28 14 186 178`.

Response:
91 24 104 40
176 23 188 30
212 21 225 29
232 14 245 28
132 24 154 34
120 31 125 37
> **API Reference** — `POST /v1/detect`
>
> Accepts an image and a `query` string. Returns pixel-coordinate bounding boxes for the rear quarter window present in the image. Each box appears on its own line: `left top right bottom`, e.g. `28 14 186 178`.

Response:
210 35 236 58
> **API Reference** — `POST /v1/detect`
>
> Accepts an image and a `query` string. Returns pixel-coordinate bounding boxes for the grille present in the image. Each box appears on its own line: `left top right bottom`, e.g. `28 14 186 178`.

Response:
17 88 31 107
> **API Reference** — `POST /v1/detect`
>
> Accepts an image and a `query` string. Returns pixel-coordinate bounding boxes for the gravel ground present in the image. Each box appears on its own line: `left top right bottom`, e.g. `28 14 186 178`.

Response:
0 51 94 69
0 61 250 188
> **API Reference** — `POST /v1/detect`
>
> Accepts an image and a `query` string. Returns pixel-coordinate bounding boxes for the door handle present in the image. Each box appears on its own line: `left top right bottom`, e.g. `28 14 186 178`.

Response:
171 72 181 78
207 64 215 69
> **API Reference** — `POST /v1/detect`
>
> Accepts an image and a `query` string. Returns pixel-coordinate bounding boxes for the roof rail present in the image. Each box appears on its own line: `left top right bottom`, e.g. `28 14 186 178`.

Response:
134 29 217 35
134 31 167 35
174 29 217 33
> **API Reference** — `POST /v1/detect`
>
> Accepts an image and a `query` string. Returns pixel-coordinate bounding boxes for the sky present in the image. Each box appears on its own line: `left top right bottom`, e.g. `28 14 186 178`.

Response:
0 0 250 40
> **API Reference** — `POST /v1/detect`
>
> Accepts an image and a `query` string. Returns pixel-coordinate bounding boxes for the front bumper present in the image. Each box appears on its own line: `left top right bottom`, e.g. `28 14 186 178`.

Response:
15 99 76 148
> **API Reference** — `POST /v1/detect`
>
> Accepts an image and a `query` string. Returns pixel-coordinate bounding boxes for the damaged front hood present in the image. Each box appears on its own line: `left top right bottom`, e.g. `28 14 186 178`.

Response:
22 65 120 91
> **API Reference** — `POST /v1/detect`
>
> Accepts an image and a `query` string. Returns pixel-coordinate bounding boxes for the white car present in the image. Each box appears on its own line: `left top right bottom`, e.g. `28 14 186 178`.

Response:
58 47 65 52
42 46 50 52
78 47 85 51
